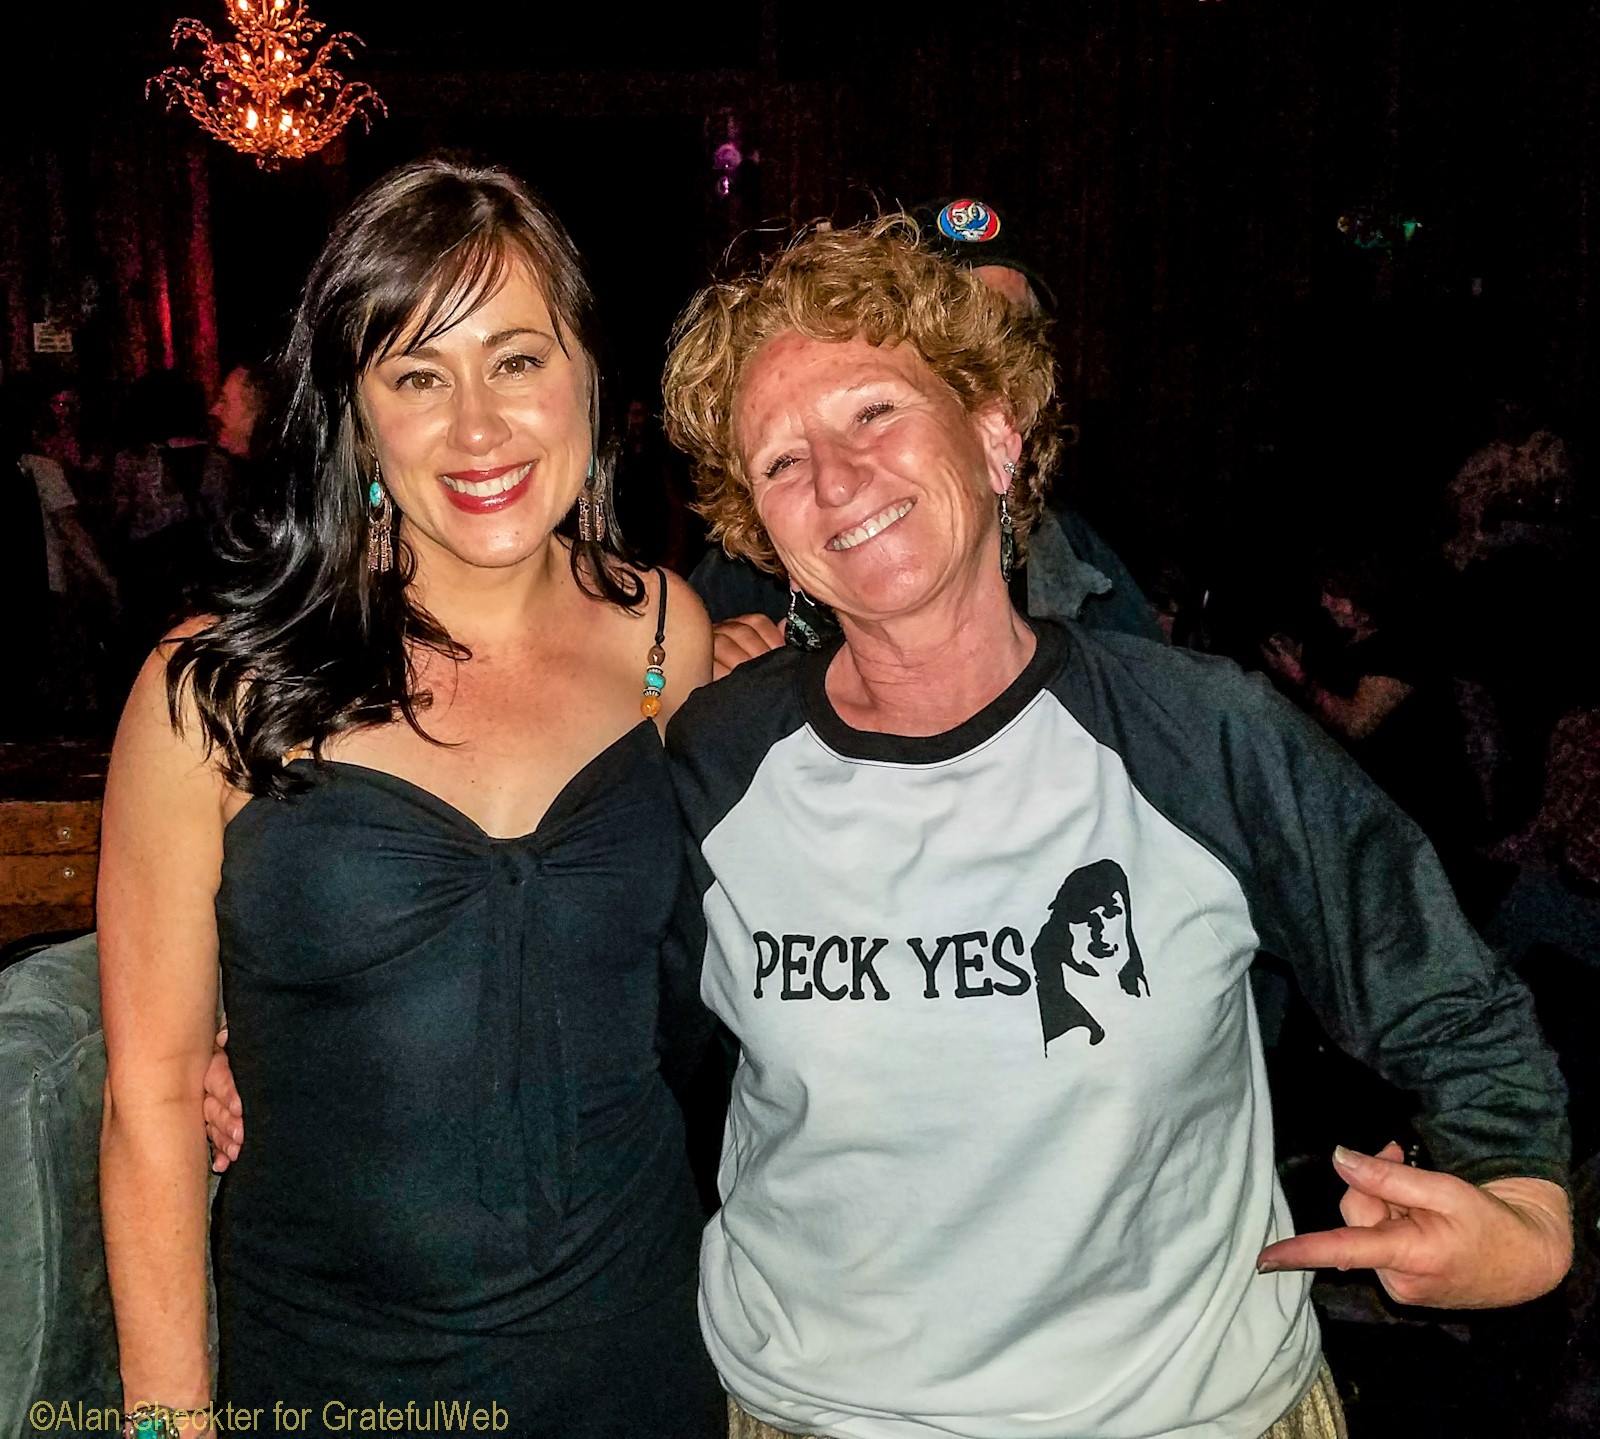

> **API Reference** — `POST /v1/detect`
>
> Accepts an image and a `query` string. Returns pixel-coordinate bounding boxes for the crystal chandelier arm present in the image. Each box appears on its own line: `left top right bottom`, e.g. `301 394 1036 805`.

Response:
169 18 218 47
309 33 363 69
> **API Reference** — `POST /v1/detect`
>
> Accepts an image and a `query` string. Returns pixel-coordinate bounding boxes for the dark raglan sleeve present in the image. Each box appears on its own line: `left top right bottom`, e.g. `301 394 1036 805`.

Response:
1064 630 1570 1188
1213 672 1570 1187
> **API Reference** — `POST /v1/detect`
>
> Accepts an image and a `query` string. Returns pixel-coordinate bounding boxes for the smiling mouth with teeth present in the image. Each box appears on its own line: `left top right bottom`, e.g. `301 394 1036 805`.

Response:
826 499 916 552
440 462 534 497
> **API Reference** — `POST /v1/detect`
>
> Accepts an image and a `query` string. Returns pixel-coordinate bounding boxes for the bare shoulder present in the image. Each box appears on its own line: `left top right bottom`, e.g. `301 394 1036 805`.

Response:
599 563 711 719
106 618 231 825
124 618 211 735
656 567 713 711
564 560 712 722
165 614 217 642
658 568 710 653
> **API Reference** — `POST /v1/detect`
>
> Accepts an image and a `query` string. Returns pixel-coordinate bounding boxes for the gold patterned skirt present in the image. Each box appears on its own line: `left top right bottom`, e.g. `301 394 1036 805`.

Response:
727 1361 1349 1439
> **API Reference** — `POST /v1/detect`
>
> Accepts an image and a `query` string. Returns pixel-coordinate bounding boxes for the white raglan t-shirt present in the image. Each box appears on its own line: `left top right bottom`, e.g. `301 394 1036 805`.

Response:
663 621 1566 1439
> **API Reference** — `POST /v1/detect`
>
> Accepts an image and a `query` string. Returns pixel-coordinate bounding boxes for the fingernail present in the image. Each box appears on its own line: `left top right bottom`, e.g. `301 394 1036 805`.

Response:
1257 1259 1281 1274
1333 1145 1359 1168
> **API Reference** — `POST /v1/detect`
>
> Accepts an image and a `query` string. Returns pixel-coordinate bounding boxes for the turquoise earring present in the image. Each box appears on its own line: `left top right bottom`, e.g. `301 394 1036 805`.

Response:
367 462 394 574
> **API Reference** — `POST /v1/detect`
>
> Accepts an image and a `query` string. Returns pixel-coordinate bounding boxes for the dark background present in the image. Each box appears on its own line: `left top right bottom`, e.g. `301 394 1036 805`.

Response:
4 1 1596 579
2 7 1596 1432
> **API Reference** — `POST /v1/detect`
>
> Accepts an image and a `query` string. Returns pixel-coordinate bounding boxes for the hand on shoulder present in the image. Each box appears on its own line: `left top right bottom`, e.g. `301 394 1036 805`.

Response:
711 612 786 681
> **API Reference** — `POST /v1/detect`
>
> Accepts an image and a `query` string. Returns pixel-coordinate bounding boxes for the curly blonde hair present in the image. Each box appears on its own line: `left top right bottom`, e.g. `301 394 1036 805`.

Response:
662 214 1062 574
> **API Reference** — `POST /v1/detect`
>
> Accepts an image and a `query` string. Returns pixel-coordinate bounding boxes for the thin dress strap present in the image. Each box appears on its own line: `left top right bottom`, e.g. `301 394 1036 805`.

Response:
640 569 669 719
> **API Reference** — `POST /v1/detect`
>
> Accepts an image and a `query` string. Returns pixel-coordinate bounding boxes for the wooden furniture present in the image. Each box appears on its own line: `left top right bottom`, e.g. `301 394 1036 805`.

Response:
0 742 108 950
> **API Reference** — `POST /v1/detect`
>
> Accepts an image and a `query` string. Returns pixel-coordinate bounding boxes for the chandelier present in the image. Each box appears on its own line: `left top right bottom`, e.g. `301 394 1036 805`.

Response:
147 0 386 170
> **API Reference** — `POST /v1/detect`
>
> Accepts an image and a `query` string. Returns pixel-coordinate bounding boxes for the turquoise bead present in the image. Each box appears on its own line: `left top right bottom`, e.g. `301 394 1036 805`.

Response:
369 480 383 507
644 669 666 692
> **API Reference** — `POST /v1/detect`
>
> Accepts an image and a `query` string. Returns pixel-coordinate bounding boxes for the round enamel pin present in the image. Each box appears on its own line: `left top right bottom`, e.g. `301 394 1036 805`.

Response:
937 198 1001 243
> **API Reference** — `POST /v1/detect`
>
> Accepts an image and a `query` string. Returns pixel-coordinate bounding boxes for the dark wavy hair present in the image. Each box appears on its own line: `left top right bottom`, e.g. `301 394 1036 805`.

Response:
168 157 640 797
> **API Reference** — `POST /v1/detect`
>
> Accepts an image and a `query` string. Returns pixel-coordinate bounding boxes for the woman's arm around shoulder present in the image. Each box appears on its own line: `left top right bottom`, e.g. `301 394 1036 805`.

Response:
99 618 234 1419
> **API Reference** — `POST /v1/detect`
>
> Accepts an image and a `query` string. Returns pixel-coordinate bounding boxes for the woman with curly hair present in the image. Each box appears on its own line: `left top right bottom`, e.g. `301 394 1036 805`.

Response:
659 216 1570 1439
98 158 719 1437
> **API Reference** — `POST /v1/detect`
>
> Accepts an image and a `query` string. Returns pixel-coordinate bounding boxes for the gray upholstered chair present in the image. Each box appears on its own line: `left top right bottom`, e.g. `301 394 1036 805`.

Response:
0 934 118 1437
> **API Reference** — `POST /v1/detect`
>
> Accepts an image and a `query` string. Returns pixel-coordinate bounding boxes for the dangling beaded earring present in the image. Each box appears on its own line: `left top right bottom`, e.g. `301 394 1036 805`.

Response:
999 461 1018 583
577 454 606 545
367 462 394 574
640 572 668 719
784 586 829 652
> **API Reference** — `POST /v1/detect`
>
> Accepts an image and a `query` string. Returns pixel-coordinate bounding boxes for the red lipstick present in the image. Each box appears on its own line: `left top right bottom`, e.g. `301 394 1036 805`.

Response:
443 463 524 481
438 461 534 514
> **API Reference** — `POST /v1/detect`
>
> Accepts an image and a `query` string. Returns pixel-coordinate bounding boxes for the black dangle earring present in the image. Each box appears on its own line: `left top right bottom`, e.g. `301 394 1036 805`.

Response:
998 461 1018 583
367 462 394 574
784 586 831 651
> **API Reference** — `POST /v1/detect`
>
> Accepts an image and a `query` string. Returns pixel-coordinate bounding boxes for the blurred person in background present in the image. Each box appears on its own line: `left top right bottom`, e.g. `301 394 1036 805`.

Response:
1 375 120 733
208 362 268 466
199 362 271 529
1259 548 1484 902
111 369 213 646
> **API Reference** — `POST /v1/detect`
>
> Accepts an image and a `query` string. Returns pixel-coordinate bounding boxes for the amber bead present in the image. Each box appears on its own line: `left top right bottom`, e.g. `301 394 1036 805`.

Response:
640 693 663 718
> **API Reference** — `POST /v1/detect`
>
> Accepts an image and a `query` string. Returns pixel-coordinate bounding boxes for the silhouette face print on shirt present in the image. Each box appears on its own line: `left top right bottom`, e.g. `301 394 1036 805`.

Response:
1030 858 1149 1053
1066 892 1129 975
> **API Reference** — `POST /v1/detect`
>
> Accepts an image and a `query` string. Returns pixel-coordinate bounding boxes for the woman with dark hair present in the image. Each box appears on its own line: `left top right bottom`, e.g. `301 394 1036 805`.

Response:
97 158 716 1437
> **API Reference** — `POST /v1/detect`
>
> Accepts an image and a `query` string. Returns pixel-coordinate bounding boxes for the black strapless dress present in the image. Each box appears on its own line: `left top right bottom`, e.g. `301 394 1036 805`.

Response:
211 720 720 1437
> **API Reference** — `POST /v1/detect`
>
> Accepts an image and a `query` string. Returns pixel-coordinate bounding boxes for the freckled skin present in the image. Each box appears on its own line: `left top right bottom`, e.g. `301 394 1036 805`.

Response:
735 332 1016 625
